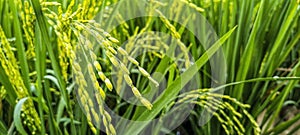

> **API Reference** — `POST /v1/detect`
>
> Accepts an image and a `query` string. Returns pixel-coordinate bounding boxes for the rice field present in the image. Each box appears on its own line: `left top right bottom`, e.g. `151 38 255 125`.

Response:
0 0 299 134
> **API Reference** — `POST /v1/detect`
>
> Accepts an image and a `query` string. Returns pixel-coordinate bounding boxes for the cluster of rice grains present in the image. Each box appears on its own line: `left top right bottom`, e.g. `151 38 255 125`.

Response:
178 89 261 135
41 0 116 134
42 0 102 81
72 61 115 134
71 22 161 134
42 0 160 134
73 20 160 108
0 27 41 134
152 1 193 69
19 0 36 59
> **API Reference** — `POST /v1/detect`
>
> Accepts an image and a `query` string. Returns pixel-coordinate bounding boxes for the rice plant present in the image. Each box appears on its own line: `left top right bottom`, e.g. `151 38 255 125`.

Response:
0 0 299 135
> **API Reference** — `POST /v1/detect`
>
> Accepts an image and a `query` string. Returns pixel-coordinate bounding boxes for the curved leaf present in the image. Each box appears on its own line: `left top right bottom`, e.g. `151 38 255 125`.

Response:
13 97 29 135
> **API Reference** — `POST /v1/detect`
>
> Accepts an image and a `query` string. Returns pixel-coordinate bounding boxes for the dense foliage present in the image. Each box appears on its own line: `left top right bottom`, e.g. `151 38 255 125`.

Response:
0 0 299 134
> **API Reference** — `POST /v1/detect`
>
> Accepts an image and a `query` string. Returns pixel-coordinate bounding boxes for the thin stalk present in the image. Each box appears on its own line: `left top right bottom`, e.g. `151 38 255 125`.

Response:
8 0 31 92
29 0 76 133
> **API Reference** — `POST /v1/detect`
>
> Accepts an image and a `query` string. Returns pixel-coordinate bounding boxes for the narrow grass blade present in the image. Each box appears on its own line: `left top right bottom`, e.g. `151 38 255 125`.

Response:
264 113 300 135
0 66 17 105
29 0 76 133
233 0 265 100
124 26 237 135
0 120 7 135
8 0 31 91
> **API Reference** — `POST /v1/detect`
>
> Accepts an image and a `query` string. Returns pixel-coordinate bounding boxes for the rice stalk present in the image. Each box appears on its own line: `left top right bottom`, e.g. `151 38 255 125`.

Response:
177 89 261 135
73 21 158 110
0 26 41 134
20 0 36 59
